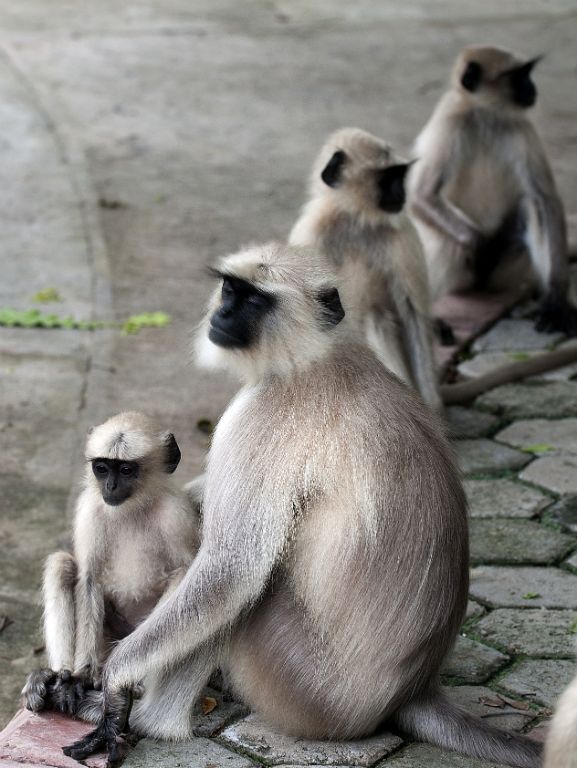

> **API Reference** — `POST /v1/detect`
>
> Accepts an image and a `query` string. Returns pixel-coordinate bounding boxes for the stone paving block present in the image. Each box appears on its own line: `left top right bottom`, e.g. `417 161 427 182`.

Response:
472 319 563 353
476 609 577 657
445 685 536 731
0 709 106 768
454 440 531 476
565 550 577 570
189 687 249 738
218 714 403 765
441 636 509 683
445 407 499 440
465 600 485 620
496 419 577 456
123 736 255 768
464 479 552 519
470 566 577 608
459 351 540 380
469 519 575 565
477 382 577 420
520 456 577 496
497 659 576 707
385 743 510 766
546 496 577 534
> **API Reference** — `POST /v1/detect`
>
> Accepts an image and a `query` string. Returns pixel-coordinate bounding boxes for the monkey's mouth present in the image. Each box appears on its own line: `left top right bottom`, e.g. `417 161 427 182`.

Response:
208 324 250 348
103 493 131 507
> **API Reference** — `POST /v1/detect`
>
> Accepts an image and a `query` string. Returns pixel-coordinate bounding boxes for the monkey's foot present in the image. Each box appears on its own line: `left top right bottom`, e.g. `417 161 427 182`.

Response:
21 668 57 712
434 317 457 346
535 298 577 336
47 670 91 717
63 688 133 765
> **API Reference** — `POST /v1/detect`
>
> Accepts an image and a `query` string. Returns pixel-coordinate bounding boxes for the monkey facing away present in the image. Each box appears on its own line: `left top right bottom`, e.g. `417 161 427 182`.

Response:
22 411 199 719
408 45 577 336
290 127 441 411
65 243 539 768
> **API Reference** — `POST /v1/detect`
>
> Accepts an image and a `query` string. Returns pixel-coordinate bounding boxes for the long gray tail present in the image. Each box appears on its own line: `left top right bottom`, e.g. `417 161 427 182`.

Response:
395 689 542 768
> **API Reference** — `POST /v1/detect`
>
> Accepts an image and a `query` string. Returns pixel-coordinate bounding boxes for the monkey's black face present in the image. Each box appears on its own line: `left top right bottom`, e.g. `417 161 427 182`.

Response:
508 65 537 108
92 459 140 506
375 164 409 213
209 275 276 349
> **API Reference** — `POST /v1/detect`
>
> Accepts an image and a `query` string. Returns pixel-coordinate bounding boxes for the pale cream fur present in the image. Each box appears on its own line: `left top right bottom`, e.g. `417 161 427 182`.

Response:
289 127 441 410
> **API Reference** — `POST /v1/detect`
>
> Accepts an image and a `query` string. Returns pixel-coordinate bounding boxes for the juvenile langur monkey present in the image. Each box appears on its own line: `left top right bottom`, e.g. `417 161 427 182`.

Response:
408 45 577 336
66 243 540 768
544 664 577 768
290 127 441 411
22 411 199 719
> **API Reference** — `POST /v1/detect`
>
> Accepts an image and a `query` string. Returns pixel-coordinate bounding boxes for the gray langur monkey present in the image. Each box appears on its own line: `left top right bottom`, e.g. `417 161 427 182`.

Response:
290 127 441 412
65 243 540 768
22 411 199 720
544 663 577 768
408 45 577 336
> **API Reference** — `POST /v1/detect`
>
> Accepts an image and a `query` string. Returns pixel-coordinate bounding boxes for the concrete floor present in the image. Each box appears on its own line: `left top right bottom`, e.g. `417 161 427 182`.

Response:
1 1 577 766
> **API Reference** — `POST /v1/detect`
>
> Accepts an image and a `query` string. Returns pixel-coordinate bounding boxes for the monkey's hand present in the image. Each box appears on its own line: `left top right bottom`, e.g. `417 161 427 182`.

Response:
62 687 133 765
22 668 57 711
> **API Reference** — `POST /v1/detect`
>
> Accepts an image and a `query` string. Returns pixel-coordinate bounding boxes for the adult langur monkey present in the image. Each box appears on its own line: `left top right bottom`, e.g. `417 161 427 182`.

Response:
544 664 577 768
290 127 441 411
407 45 577 337
65 243 540 768
22 411 199 720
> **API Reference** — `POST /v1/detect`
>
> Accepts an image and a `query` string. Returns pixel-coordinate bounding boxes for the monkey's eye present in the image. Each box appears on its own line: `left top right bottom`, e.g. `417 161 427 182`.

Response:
246 291 271 308
93 462 108 476
120 464 136 476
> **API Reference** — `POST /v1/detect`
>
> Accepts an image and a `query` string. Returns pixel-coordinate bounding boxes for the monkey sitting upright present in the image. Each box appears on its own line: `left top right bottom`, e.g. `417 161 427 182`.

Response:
65 243 540 768
22 411 199 719
408 45 577 336
290 127 441 411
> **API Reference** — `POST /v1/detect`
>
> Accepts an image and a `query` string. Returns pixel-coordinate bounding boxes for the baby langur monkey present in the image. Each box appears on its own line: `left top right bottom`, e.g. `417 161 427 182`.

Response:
66 243 539 768
22 411 199 721
408 45 577 336
290 127 442 411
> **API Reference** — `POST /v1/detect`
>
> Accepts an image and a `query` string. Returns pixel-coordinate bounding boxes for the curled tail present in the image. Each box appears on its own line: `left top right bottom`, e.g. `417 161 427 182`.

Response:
395 688 542 768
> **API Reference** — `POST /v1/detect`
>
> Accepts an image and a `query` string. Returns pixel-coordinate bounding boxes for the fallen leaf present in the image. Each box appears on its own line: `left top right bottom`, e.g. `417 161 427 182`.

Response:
201 696 218 715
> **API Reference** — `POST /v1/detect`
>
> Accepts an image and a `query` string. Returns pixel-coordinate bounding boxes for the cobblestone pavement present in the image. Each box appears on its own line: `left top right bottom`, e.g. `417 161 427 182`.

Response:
1 1 577 766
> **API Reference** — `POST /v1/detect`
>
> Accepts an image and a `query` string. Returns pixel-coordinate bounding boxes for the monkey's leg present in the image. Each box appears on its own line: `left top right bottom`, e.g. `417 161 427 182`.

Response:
22 552 77 711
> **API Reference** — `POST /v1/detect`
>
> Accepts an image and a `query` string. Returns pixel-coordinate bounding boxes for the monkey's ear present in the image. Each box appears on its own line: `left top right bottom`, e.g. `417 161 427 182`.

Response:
317 287 345 327
321 150 347 188
377 163 409 213
461 61 483 92
163 433 181 474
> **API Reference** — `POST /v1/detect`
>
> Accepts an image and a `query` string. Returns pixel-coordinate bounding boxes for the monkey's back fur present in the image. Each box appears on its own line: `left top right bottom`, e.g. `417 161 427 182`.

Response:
207 342 467 738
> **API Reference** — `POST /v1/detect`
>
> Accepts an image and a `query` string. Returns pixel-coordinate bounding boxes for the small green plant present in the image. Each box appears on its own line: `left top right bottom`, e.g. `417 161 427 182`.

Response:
32 287 63 303
522 592 540 600
0 308 171 335
507 352 531 362
121 312 171 335
521 444 553 455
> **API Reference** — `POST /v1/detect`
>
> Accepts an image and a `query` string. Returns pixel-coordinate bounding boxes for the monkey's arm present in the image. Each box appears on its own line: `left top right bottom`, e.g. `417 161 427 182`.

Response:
73 565 105 682
410 156 479 248
519 141 577 334
402 303 442 412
